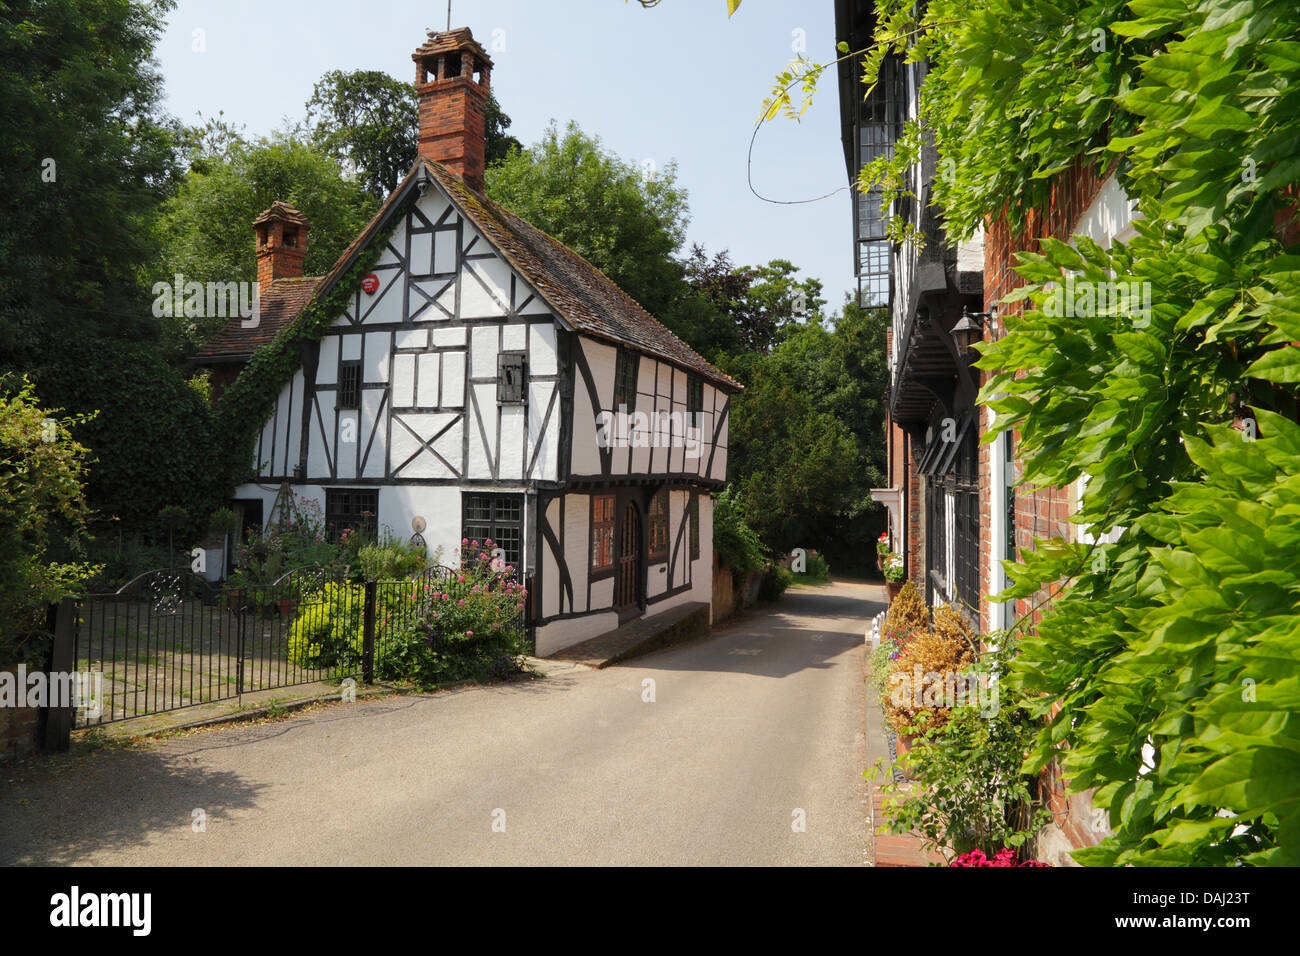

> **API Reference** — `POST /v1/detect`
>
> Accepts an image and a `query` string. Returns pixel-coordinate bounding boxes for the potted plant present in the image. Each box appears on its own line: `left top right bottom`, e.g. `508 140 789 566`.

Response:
883 552 905 599
876 532 890 571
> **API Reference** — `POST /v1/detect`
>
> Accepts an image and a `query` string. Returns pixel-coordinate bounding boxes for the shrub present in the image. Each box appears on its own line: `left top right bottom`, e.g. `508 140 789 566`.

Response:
792 551 831 583
884 606 976 736
713 486 765 585
883 579 927 635
869 638 896 698
759 564 792 601
358 538 427 581
879 637 1052 860
286 582 366 669
0 381 99 663
372 539 529 687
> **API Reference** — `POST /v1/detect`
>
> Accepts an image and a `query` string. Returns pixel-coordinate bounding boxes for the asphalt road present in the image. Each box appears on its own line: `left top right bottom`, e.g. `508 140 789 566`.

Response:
1 580 881 866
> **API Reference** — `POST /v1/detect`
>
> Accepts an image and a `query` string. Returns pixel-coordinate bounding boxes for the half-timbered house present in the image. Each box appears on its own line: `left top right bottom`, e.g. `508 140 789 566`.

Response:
195 27 739 655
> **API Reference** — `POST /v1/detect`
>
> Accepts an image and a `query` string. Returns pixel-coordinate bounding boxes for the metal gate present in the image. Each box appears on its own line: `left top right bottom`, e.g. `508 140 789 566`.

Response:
73 566 359 728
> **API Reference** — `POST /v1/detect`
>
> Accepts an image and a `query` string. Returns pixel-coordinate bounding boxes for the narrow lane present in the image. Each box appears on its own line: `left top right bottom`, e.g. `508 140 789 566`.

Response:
0 580 882 866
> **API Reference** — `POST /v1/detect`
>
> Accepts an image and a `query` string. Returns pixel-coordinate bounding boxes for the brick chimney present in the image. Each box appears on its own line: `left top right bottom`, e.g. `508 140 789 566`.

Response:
413 27 493 192
253 201 310 297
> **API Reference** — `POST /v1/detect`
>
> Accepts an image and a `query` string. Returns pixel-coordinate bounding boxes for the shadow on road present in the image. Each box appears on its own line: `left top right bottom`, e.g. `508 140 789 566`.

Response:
0 742 266 865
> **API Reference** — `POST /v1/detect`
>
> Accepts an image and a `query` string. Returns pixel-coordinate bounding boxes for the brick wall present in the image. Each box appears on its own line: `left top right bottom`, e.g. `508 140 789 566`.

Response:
980 154 1112 861
0 665 42 765
416 75 488 192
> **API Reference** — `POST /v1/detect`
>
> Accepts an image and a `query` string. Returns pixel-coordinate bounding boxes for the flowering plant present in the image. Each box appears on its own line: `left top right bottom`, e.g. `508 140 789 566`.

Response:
876 531 891 556
950 848 1050 867
883 552 905 583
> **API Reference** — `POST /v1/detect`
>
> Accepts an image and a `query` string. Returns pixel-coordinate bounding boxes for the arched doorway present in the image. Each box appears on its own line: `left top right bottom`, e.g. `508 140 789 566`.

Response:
616 500 641 616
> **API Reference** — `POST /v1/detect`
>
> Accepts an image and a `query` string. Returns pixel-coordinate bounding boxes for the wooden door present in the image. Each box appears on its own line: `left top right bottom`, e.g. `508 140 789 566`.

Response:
616 501 640 612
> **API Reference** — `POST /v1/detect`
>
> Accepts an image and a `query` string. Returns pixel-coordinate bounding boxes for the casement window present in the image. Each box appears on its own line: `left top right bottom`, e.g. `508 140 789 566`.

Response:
1004 431 1017 563
462 493 524 568
648 490 669 561
497 351 526 404
614 350 638 412
590 494 615 572
687 377 703 429
338 360 362 409
325 488 377 543
689 493 700 561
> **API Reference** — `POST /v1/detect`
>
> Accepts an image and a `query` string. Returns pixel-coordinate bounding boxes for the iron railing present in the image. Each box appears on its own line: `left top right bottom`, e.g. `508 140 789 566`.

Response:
72 565 530 727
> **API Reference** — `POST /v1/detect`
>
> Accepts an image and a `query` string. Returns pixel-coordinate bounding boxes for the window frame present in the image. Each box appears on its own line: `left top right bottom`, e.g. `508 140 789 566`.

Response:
648 489 669 562
590 494 616 574
338 360 362 410
461 492 525 571
497 350 527 405
689 493 700 561
325 488 378 544
687 376 703 429
614 350 638 413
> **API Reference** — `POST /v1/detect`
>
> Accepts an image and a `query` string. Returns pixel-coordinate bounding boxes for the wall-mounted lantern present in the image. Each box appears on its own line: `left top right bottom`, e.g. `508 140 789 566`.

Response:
953 305 996 358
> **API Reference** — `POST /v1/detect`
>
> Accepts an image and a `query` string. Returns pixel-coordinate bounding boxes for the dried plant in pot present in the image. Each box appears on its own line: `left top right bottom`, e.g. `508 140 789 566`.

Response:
883 603 976 741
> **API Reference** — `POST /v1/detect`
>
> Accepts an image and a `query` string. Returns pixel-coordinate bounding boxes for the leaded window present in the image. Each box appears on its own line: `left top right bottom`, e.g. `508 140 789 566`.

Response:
648 490 669 561
462 493 524 568
591 495 615 572
325 488 377 543
614 350 638 412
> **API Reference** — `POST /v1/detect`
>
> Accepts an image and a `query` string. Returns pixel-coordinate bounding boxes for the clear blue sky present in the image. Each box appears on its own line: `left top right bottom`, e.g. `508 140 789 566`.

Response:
155 0 856 312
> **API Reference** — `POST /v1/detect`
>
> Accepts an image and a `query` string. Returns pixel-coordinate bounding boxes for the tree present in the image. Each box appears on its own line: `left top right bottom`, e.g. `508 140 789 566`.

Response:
725 363 862 554
487 121 690 319
0 0 182 373
306 70 417 200
152 134 378 356
305 69 520 200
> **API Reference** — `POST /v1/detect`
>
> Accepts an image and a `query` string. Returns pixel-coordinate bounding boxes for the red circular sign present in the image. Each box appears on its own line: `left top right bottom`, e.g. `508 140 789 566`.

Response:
361 274 379 294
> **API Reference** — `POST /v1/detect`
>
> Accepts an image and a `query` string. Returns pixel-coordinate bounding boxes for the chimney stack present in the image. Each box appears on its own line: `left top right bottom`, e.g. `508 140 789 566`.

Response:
253 202 310 297
413 27 493 193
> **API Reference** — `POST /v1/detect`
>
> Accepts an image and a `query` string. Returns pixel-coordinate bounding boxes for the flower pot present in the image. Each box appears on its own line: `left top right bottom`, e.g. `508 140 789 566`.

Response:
894 733 918 779
876 552 885 572
277 598 298 621
886 579 903 601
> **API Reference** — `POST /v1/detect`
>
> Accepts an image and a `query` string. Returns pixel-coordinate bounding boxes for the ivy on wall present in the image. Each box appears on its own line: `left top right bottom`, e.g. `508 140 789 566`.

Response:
211 211 401 491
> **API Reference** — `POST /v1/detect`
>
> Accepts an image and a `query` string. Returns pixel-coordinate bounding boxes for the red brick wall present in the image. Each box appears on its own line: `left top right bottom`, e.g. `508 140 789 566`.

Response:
416 74 488 192
980 154 1109 629
980 154 1111 860
0 665 42 765
255 219 307 298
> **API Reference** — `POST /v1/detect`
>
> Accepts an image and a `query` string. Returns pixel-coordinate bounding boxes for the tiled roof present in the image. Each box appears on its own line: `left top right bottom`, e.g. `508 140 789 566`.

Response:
252 201 309 228
412 27 492 65
194 158 740 391
194 276 322 361
424 160 740 390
